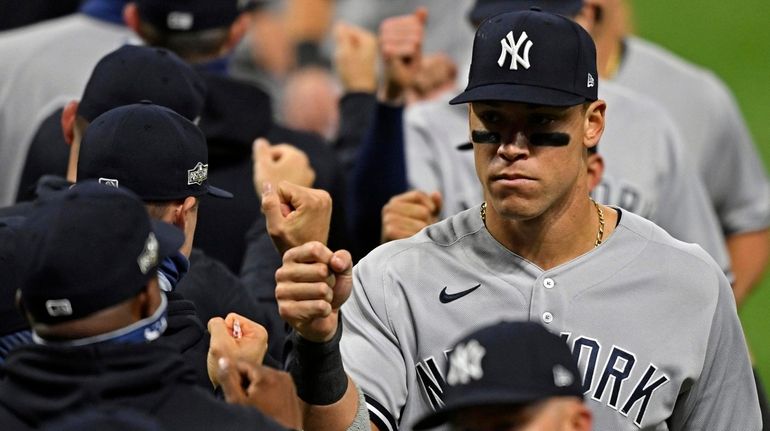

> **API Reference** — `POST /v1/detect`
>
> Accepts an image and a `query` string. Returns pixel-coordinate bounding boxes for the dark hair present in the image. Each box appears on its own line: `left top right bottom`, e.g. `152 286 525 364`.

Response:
138 20 230 62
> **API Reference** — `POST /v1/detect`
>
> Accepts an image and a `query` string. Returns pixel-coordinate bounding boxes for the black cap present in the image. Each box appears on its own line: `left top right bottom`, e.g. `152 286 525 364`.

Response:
469 0 584 24
413 321 583 429
450 9 598 106
18 182 185 325
77 102 233 201
136 0 257 32
78 45 207 123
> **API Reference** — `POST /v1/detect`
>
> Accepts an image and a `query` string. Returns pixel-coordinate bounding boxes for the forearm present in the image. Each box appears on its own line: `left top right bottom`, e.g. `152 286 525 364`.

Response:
728 228 770 307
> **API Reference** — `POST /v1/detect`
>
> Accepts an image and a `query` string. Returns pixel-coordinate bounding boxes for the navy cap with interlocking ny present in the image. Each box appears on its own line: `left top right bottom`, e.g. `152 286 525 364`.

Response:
78 45 207 123
413 321 583 430
450 8 598 106
136 0 259 32
468 0 584 24
77 102 233 201
17 182 185 325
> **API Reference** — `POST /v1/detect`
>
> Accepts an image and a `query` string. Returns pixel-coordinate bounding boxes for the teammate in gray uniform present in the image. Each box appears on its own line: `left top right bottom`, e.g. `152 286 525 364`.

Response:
274 9 761 431
402 0 732 279
609 2 770 306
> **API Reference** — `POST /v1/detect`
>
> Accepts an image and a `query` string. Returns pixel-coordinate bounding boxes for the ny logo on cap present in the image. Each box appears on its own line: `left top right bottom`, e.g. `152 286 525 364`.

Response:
447 339 486 385
187 162 208 186
137 232 159 275
587 73 595 88
498 31 533 70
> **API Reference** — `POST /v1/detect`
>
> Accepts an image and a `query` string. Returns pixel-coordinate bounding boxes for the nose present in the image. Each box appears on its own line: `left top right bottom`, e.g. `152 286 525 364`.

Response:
496 131 529 161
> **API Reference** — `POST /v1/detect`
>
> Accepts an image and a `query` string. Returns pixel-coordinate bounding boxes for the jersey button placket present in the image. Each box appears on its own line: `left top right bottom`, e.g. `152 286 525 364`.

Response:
541 277 555 324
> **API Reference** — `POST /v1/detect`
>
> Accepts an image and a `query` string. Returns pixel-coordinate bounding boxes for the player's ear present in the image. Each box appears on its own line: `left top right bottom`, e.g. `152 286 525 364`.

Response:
566 400 593 431
583 99 605 149
61 100 79 146
123 2 141 35
173 196 198 229
574 1 601 33
222 13 250 55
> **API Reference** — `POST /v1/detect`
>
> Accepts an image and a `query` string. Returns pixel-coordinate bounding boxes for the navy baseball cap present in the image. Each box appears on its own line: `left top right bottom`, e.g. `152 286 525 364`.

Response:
78 45 207 123
17 182 184 325
469 0 584 24
136 0 258 32
413 321 583 429
77 102 233 201
450 9 598 106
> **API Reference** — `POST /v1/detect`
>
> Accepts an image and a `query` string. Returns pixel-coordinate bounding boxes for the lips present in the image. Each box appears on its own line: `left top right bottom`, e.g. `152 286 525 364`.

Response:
491 172 535 181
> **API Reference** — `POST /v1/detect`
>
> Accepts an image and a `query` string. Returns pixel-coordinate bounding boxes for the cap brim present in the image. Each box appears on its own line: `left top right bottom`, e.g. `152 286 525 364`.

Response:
412 389 557 430
150 220 185 259
206 184 233 199
449 83 588 107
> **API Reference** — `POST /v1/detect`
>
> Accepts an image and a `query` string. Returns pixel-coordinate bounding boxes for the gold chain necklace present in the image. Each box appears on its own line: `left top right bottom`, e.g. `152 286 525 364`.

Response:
480 198 605 247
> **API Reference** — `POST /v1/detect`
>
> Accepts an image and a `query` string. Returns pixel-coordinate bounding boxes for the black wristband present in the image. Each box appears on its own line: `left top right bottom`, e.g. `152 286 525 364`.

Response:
288 319 348 405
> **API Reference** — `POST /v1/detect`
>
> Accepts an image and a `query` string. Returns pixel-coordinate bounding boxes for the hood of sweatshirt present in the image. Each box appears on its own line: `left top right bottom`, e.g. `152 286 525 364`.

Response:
0 342 195 427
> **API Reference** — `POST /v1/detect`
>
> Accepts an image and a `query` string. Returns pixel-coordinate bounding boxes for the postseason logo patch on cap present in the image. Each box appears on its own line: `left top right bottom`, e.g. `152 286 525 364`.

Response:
187 162 208 186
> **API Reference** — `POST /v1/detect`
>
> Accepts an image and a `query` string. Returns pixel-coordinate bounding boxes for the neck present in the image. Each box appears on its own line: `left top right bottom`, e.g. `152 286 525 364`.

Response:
484 192 615 270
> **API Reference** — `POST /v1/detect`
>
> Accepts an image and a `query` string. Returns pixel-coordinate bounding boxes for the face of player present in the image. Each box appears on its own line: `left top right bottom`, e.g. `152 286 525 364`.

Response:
449 398 592 431
470 101 602 222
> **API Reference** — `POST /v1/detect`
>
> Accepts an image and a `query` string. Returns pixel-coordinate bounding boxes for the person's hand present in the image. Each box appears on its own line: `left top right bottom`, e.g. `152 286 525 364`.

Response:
217 358 303 430
207 313 268 387
378 7 428 103
412 53 457 102
275 242 353 343
253 138 316 196
261 181 332 256
381 190 442 242
334 22 378 94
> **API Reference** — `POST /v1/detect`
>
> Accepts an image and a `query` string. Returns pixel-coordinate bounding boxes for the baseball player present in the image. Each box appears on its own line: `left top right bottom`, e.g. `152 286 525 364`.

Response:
608 0 770 307
412 321 592 431
274 9 761 431
401 0 732 280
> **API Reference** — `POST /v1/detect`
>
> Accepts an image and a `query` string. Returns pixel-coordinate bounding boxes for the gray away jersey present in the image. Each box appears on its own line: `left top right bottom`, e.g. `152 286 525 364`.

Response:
404 81 733 279
340 207 761 430
614 36 770 235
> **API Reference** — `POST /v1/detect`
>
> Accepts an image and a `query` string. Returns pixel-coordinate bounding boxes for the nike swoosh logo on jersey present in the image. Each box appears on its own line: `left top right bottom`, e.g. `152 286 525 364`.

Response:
439 284 481 303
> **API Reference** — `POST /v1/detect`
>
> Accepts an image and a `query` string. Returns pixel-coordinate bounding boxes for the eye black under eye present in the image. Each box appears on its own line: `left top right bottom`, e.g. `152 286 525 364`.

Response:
471 130 501 144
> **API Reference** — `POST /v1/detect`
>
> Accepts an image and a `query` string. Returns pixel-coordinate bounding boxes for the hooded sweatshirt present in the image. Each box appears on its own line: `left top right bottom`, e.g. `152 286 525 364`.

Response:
0 342 286 430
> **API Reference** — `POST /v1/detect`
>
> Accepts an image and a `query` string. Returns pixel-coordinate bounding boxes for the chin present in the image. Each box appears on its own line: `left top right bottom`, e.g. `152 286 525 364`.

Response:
488 196 546 221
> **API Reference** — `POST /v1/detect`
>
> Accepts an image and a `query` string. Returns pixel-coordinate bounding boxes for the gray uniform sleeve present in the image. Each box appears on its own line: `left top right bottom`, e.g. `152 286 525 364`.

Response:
405 105 442 195
652 117 733 279
340 261 406 431
704 76 770 235
668 266 761 430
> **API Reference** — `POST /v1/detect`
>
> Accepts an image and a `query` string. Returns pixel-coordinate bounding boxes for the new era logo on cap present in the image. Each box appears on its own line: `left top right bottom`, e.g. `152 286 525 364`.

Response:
45 299 73 317
99 178 119 188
